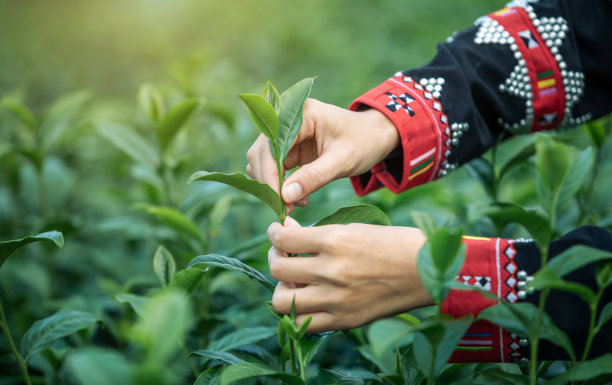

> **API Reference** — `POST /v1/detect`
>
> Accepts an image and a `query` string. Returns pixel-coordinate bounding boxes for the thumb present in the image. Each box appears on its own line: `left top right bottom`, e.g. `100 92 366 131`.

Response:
283 216 301 227
282 156 339 203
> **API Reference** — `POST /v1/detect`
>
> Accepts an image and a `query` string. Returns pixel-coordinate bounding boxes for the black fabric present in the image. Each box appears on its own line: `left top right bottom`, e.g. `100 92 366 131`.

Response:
514 226 612 360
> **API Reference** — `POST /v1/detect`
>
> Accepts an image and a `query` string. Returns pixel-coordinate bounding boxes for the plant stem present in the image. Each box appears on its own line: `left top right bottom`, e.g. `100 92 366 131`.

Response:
529 288 550 385
295 339 306 381
288 338 297 375
276 158 286 222
0 296 32 385
179 340 198 378
581 290 603 361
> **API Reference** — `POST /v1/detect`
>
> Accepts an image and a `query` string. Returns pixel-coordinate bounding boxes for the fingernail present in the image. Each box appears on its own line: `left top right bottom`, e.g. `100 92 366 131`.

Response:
283 183 303 202
284 216 301 227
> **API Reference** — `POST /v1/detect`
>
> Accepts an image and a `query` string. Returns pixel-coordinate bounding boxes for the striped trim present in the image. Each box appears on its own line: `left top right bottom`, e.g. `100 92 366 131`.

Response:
456 346 493 351
459 339 493 345
408 161 434 180
411 155 434 173
410 147 436 167
462 235 491 241
494 7 517 16
537 78 556 89
536 70 553 79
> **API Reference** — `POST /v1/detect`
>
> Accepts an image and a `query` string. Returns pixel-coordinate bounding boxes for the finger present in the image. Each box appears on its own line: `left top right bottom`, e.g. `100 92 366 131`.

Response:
246 135 280 193
295 197 309 207
282 154 340 203
267 246 323 282
267 222 330 254
272 282 340 314
246 163 253 178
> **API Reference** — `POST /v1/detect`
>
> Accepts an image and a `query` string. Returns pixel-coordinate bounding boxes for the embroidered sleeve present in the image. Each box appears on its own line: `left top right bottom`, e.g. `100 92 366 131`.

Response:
442 226 612 363
349 0 612 195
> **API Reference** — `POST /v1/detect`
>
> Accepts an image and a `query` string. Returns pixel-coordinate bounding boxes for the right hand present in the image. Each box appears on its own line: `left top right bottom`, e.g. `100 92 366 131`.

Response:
246 98 399 212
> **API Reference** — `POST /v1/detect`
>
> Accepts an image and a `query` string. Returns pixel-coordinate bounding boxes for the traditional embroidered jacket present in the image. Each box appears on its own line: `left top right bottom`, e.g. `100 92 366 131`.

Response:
349 0 612 362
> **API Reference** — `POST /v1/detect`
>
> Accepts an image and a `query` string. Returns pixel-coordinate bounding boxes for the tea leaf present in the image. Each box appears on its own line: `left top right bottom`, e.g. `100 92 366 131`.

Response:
21 309 98 362
168 268 206 295
417 228 465 304
547 353 612 385
282 316 299 340
1 97 36 129
238 93 278 139
153 245 176 287
546 245 612 278
477 301 576 361
97 121 160 169
277 77 315 163
263 81 281 114
310 369 364 385
302 332 332 366
220 362 305 385
474 367 529 385
208 326 276 352
296 315 312 338
194 368 221 385
367 318 414 359
40 91 90 151
133 204 206 249
496 134 535 181
189 171 283 219
464 158 494 198
157 98 200 150
584 120 605 149
208 195 232 239
530 267 596 305
138 83 165 122
114 293 147 317
189 349 246 365
313 204 390 226
65 348 131 385
410 211 437 238
0 231 64 269
556 146 593 212
188 254 275 292
596 302 612 333
482 203 552 246
596 261 612 289
535 134 570 194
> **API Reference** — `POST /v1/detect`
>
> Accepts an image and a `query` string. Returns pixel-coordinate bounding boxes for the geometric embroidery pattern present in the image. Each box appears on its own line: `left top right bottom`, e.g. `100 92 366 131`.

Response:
384 92 415 116
503 243 519 303
507 332 523 362
457 275 492 291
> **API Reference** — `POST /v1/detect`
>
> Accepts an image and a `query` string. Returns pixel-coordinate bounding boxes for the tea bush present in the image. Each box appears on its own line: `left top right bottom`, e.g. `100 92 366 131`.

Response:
1 1 612 385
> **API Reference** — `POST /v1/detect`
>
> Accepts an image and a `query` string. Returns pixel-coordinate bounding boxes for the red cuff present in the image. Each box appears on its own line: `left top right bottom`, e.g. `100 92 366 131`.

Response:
348 74 451 196
442 236 524 363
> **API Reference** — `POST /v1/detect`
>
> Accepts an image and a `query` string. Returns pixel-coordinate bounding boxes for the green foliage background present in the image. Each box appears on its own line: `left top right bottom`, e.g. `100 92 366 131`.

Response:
1 0 612 384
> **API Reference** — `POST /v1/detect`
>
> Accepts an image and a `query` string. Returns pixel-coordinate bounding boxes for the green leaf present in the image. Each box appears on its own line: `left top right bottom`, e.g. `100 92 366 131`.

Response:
1 97 36 129
496 134 535 181
0 231 64 269
530 267 596 305
189 349 245 365
263 81 281 114
555 146 593 212
410 211 437 238
297 315 312 338
157 98 200 150
367 318 414 359
413 316 472 380
276 77 315 163
309 369 364 385
482 203 552 246
153 245 176 287
220 362 304 385
114 293 147 317
188 254 275 292
130 290 192 361
596 302 612 333
133 204 206 249
584 120 605 149
189 171 282 219
474 367 529 385
207 326 276 352
417 228 465 304
194 368 221 385
238 93 278 139
302 332 332 367
547 353 612 385
20 309 98 362
546 245 612 278
96 121 160 169
477 301 576 361
313 204 391 226
138 83 165 122
65 348 131 385
282 315 299 340
596 261 612 289
535 134 570 194
168 268 206 295
464 158 494 198
40 91 90 151
208 195 232 239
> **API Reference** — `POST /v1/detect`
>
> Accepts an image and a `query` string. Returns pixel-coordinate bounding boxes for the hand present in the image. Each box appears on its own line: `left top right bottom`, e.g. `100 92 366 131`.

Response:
246 99 399 213
267 217 433 333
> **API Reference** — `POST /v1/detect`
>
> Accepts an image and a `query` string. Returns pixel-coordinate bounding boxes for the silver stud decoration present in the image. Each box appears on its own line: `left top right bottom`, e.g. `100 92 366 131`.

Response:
437 121 469 178
516 270 534 300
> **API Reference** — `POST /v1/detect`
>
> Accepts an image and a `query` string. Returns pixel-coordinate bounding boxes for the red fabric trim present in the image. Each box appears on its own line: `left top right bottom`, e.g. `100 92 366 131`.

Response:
442 237 523 363
348 75 450 195
489 7 566 131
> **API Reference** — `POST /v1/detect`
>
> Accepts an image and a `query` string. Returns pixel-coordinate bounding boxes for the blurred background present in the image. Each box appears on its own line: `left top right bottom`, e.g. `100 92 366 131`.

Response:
2 1 611 384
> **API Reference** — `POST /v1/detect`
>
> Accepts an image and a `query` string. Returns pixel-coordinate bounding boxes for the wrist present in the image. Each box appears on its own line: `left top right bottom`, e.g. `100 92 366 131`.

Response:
362 108 400 158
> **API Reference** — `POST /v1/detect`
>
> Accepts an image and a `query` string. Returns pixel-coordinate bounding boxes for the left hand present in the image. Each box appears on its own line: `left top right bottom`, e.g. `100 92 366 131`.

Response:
267 217 433 333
